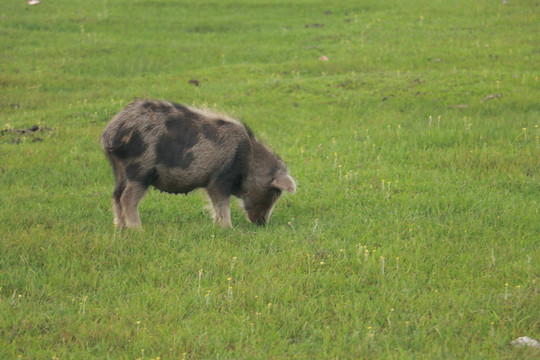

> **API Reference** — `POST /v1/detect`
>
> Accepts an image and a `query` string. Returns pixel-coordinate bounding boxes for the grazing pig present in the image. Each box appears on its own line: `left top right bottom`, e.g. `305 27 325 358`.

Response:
101 99 296 228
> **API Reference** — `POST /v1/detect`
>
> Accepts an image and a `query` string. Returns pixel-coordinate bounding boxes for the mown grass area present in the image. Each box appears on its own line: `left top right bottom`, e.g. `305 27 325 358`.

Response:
1 0 539 359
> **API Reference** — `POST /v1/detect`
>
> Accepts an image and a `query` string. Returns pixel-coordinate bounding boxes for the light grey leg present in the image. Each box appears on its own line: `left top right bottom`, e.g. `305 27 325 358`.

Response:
113 200 125 228
120 182 148 228
206 188 232 228
109 157 127 227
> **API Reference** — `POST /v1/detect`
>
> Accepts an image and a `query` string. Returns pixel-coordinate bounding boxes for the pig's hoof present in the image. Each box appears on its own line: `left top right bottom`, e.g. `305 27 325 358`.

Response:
215 220 232 228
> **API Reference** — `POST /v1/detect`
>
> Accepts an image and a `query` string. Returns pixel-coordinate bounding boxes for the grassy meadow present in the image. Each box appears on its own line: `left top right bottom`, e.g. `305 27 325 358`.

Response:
1 0 539 358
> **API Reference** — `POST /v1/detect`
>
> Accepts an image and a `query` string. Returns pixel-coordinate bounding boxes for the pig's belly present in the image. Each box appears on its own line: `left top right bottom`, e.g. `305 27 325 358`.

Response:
152 166 209 195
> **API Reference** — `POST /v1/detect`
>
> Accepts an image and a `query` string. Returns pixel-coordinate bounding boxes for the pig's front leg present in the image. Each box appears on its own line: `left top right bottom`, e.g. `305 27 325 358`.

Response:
205 187 232 228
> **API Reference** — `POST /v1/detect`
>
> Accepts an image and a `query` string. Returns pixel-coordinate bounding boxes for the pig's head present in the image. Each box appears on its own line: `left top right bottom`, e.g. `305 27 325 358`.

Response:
242 170 296 225
240 141 296 225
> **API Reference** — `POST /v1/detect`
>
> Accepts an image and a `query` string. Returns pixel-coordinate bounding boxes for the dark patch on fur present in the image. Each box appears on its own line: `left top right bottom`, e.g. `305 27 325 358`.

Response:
201 123 221 143
155 116 199 168
155 139 195 169
169 102 202 122
126 162 157 187
109 128 148 159
205 119 237 143
126 163 143 181
216 139 250 197
142 100 171 114
164 113 199 140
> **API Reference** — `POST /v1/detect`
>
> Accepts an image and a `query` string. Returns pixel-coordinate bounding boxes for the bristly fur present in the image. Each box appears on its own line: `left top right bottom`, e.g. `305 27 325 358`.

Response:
101 99 296 228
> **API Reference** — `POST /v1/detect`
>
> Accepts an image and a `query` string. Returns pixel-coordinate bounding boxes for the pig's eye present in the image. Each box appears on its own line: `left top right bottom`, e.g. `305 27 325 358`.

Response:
272 188 282 197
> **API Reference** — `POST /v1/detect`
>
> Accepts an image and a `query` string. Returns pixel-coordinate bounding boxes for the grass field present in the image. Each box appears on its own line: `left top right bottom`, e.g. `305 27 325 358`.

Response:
1 0 539 358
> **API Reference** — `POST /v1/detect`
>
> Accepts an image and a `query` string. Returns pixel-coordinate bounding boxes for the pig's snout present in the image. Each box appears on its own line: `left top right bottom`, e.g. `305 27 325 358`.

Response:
248 214 268 226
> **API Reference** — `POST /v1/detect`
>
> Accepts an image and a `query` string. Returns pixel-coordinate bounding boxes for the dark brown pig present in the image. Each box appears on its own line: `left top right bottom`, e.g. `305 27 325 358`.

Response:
101 99 296 228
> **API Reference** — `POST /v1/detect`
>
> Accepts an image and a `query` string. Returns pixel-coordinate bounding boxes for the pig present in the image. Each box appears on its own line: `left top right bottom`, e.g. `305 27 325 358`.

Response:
101 99 296 228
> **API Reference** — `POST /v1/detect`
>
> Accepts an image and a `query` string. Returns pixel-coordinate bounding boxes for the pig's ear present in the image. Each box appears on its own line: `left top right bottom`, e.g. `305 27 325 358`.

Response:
271 174 296 194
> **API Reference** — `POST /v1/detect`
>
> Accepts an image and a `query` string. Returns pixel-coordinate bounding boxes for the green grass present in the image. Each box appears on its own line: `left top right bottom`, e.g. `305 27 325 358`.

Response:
1 0 539 358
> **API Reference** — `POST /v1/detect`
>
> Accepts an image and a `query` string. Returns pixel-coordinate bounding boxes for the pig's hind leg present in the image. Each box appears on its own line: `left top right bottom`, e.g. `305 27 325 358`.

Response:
112 180 126 227
120 181 149 228
109 156 127 227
